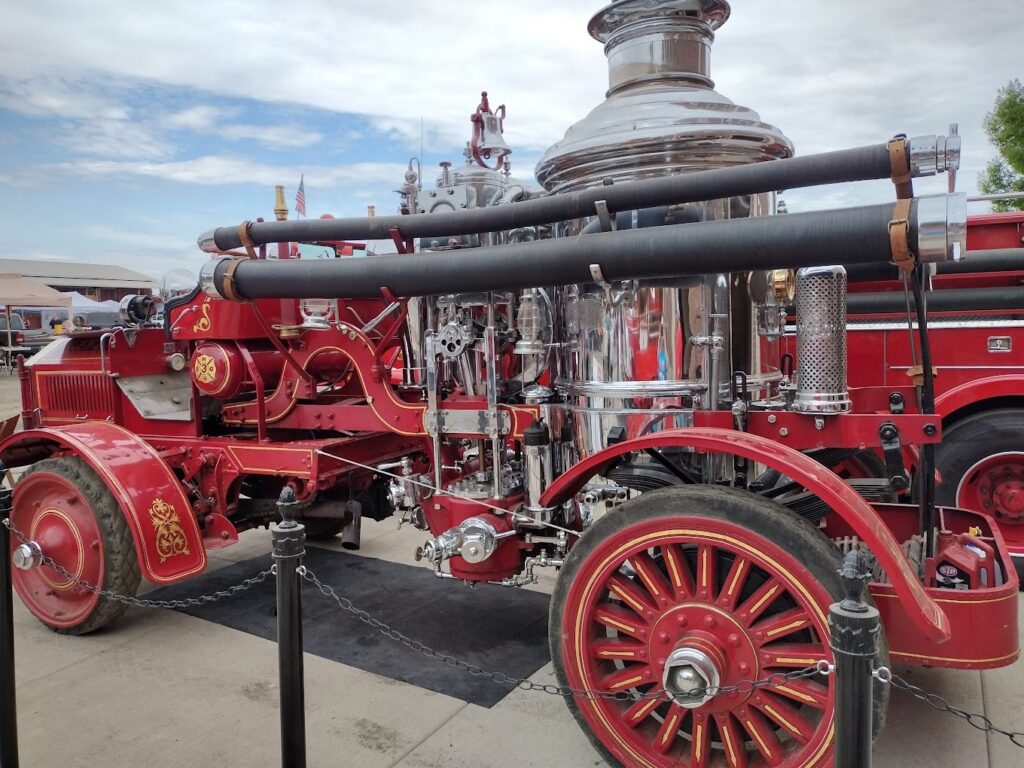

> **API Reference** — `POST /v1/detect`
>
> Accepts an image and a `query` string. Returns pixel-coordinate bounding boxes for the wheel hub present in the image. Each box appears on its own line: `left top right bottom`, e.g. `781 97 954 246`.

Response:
959 454 1024 522
662 643 722 708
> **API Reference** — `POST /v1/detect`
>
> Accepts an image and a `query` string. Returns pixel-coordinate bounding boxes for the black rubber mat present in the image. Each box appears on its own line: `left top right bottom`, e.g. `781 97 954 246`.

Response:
147 546 552 707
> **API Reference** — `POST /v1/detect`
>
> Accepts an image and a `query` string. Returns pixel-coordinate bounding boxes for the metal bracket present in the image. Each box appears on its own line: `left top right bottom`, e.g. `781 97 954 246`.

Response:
878 422 910 491
594 200 616 232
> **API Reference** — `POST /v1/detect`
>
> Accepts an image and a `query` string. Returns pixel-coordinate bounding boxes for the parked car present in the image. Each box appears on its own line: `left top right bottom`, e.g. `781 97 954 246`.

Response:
0 312 54 354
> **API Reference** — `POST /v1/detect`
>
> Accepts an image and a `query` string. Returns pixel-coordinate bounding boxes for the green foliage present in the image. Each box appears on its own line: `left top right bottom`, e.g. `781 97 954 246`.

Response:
980 79 1024 212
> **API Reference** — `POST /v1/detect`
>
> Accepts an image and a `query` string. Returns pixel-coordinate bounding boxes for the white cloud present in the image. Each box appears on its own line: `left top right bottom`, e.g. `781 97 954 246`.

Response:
218 123 321 148
36 155 407 188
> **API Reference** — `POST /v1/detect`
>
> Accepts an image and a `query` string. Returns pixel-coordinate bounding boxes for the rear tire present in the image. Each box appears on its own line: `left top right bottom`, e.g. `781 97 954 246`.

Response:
11 456 141 634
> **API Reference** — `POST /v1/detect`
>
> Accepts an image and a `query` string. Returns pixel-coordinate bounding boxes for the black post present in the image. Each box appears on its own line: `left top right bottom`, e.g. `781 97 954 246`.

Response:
273 487 306 768
829 550 881 768
1 480 19 768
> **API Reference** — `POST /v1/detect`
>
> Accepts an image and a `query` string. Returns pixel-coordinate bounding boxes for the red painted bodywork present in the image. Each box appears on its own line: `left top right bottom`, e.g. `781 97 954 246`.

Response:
851 504 1018 669
541 427 951 643
0 422 206 584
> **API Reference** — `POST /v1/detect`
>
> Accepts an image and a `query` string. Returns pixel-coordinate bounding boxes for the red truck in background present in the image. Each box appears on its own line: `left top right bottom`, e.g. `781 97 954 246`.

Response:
830 210 1024 569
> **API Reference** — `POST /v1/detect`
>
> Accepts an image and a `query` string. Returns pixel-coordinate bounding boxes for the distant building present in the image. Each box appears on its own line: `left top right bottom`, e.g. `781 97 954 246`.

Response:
0 259 155 302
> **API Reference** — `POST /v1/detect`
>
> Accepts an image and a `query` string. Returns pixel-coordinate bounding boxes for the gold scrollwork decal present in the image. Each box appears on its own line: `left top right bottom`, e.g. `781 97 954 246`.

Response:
193 353 217 385
193 300 212 333
149 498 191 563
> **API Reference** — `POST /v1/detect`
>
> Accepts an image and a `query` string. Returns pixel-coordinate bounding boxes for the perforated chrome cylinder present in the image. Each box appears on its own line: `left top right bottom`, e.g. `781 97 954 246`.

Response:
794 265 851 414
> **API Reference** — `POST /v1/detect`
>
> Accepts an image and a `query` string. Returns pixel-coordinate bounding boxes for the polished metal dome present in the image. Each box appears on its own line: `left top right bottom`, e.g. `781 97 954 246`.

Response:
536 0 793 193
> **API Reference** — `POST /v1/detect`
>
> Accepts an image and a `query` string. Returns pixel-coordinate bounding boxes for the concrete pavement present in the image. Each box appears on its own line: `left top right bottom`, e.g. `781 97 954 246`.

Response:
8 519 1024 768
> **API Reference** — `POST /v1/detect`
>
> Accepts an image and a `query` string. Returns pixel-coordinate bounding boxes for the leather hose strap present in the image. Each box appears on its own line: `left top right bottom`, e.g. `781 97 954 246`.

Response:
237 220 258 259
888 198 915 273
887 136 913 199
220 258 245 301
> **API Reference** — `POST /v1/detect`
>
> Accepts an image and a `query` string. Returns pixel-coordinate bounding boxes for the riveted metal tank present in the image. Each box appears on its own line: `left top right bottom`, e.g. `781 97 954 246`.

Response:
537 0 794 458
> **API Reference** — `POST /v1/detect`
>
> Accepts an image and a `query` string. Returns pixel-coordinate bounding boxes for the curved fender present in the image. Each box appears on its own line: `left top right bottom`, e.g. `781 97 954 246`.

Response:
0 422 206 585
541 427 951 643
935 374 1024 420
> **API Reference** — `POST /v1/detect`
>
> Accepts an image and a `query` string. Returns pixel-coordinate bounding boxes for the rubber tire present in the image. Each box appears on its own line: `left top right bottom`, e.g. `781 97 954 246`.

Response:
16 457 142 635
550 485 889 767
934 408 1024 587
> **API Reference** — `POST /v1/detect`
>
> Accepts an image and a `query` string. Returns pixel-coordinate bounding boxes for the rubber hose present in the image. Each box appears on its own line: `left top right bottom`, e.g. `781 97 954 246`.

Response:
200 143 894 251
213 201 914 301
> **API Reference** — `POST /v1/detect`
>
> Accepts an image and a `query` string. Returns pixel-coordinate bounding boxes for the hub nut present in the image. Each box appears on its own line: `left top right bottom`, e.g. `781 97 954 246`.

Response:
662 645 722 709
12 541 43 571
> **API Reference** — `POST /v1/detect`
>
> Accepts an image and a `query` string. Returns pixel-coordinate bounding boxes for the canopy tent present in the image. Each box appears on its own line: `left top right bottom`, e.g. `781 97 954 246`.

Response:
0 274 72 309
0 273 72 348
60 290 110 313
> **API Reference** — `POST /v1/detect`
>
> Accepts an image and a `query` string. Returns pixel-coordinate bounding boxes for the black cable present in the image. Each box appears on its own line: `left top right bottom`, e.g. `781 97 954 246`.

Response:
911 266 937 560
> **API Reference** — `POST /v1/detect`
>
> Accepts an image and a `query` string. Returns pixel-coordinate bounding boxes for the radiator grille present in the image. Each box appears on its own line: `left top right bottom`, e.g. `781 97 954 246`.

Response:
38 372 117 419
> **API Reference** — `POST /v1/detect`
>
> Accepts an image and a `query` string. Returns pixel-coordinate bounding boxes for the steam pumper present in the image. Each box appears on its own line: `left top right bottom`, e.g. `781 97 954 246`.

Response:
3 2 1019 766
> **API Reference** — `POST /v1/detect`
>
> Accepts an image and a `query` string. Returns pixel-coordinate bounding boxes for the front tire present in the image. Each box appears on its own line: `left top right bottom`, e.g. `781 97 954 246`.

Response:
11 456 141 634
550 484 888 767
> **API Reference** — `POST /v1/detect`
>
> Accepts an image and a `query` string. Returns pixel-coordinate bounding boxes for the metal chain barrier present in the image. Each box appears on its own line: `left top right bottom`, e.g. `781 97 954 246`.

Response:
3 517 273 610
873 666 1024 749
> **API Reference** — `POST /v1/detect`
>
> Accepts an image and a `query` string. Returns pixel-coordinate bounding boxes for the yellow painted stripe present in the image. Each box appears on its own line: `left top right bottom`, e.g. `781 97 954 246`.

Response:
634 561 661 597
694 723 704 762
763 704 800 736
726 558 747 598
777 685 816 704
666 549 683 589
661 712 680 747
597 650 637 658
746 719 772 759
765 618 807 639
750 584 780 615
610 583 646 614
722 722 738 765
611 675 644 690
598 615 638 635
774 657 819 666
632 698 659 723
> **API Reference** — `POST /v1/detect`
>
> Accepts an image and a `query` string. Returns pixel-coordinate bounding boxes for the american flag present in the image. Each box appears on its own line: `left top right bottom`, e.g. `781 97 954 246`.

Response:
295 175 306 217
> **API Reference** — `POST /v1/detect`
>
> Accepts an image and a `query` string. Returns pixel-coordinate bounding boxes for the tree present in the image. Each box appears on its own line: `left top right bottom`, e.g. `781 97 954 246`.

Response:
979 79 1024 212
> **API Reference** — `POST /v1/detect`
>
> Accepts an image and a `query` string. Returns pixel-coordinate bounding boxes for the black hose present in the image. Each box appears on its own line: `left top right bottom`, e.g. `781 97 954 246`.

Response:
845 248 1024 283
844 286 1024 315
199 143 897 251
911 266 937 561
213 201 914 300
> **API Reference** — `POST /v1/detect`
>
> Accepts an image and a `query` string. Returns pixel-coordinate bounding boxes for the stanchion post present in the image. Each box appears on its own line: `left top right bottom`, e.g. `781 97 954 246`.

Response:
273 487 306 768
1 475 20 768
830 549 881 768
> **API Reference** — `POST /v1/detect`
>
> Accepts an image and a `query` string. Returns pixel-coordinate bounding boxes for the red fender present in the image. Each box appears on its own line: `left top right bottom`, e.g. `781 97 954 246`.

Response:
935 374 1024 420
541 427 951 643
1 422 206 585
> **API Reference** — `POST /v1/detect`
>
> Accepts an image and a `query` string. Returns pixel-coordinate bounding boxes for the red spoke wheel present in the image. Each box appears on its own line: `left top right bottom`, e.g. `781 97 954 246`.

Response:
934 408 1024 584
11 456 141 634
551 485 888 768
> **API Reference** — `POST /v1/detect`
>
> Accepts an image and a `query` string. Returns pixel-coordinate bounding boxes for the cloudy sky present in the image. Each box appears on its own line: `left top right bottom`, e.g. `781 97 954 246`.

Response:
0 0 1019 280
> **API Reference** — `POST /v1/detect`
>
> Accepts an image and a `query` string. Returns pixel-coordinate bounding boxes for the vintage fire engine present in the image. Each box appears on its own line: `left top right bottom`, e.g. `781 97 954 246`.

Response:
3 2 1020 766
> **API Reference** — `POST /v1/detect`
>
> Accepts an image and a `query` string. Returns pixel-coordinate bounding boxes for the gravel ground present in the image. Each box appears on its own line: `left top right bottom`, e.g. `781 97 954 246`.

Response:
0 373 21 425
